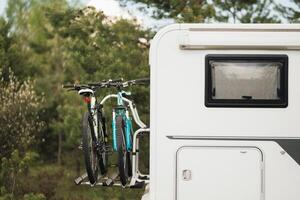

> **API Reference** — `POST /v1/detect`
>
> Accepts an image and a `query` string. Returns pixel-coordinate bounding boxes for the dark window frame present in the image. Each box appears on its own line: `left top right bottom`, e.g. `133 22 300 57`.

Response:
205 54 288 108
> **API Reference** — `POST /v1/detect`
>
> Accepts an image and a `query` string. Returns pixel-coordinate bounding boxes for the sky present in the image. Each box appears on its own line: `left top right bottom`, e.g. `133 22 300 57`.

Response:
85 0 173 29
87 0 132 19
0 0 7 15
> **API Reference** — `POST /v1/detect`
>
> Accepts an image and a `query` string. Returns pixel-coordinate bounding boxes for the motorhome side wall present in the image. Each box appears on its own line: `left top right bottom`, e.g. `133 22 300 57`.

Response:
149 24 300 200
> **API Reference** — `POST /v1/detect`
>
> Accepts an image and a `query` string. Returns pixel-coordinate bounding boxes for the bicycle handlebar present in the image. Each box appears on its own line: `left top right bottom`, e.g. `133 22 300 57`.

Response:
62 84 75 88
130 78 150 84
122 78 150 87
109 78 124 83
87 78 124 87
62 77 149 91
62 84 93 91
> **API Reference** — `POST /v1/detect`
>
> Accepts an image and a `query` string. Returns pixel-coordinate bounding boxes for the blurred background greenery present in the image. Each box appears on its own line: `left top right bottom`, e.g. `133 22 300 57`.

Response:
0 0 299 199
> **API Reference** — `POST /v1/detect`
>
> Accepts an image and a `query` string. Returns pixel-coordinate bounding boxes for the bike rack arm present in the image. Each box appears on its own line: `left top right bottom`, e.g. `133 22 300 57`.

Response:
130 128 150 185
100 94 147 128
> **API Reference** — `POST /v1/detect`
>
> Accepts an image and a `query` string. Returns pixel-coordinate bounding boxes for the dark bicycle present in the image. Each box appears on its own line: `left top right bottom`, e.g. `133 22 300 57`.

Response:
63 80 118 184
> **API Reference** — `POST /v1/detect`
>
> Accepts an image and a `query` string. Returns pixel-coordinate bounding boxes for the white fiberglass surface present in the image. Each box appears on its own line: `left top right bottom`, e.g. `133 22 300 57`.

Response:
150 24 300 200
177 147 263 200
211 62 281 100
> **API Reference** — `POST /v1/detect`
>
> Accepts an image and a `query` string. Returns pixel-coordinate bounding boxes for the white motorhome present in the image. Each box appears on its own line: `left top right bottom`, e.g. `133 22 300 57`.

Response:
148 24 300 200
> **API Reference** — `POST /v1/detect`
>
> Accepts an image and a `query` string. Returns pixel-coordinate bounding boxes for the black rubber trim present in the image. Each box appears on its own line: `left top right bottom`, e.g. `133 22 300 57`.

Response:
275 139 300 165
205 54 288 108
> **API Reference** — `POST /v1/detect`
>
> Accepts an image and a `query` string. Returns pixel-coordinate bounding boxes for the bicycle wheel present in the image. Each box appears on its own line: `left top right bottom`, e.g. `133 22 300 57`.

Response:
116 115 132 186
98 113 108 175
82 112 98 184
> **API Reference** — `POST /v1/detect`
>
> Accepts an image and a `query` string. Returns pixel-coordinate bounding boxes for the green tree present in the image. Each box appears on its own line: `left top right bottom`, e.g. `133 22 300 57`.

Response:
0 70 44 158
0 70 44 199
5 0 39 79
276 0 300 22
0 16 32 81
120 0 281 23
121 0 216 22
213 0 280 23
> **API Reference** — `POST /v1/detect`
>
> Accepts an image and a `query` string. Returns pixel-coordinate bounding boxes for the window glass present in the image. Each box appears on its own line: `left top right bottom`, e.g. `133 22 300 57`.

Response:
211 62 282 100
205 55 288 108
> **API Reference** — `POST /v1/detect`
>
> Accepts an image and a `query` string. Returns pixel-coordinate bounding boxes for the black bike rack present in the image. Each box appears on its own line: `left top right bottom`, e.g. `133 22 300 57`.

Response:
74 172 145 189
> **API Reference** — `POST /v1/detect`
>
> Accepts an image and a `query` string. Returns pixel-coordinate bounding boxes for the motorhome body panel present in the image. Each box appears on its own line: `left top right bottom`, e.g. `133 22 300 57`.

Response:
177 146 263 200
150 24 300 200
151 139 300 200
151 25 300 138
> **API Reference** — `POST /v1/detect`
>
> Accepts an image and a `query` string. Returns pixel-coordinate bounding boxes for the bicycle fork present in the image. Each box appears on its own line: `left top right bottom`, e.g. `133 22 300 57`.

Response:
86 96 98 139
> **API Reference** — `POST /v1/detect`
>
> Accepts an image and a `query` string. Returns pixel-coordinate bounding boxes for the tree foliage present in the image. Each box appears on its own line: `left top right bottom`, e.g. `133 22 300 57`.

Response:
213 0 280 23
0 70 44 158
0 70 43 199
3 0 151 162
276 0 300 22
121 0 216 22
1 1 151 199
121 0 281 23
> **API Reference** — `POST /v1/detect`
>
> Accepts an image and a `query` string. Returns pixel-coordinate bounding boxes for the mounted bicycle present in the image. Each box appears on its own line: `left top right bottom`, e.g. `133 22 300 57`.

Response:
63 80 115 184
93 78 149 186
63 78 149 186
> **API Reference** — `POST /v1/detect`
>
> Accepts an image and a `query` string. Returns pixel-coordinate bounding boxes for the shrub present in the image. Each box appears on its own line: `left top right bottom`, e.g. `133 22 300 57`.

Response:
0 69 44 199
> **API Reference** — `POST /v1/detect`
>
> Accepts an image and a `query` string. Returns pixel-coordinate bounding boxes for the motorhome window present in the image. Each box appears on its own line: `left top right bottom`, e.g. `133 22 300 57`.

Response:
205 55 288 107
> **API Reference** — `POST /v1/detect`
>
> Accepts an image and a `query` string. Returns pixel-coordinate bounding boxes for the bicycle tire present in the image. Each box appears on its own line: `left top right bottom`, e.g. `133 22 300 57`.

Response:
98 113 108 175
82 112 98 184
116 115 132 186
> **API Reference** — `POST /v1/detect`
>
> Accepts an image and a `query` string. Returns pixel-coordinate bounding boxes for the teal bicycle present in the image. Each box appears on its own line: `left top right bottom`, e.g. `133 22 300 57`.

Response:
99 78 149 186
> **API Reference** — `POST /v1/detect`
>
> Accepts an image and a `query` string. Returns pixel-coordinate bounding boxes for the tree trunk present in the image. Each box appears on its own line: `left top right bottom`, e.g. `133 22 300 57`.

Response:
76 155 80 177
57 132 62 165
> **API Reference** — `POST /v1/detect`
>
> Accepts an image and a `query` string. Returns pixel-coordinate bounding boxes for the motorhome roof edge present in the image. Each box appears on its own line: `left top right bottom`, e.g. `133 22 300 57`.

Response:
149 24 300 66
179 23 300 31
149 23 181 67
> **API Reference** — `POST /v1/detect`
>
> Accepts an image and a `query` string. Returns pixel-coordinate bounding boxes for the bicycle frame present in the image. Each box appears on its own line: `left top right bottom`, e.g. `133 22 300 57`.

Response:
100 94 147 128
79 89 99 139
101 93 147 152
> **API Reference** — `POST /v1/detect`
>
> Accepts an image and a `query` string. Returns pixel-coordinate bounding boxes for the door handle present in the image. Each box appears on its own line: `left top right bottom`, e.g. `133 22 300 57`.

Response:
182 169 192 181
